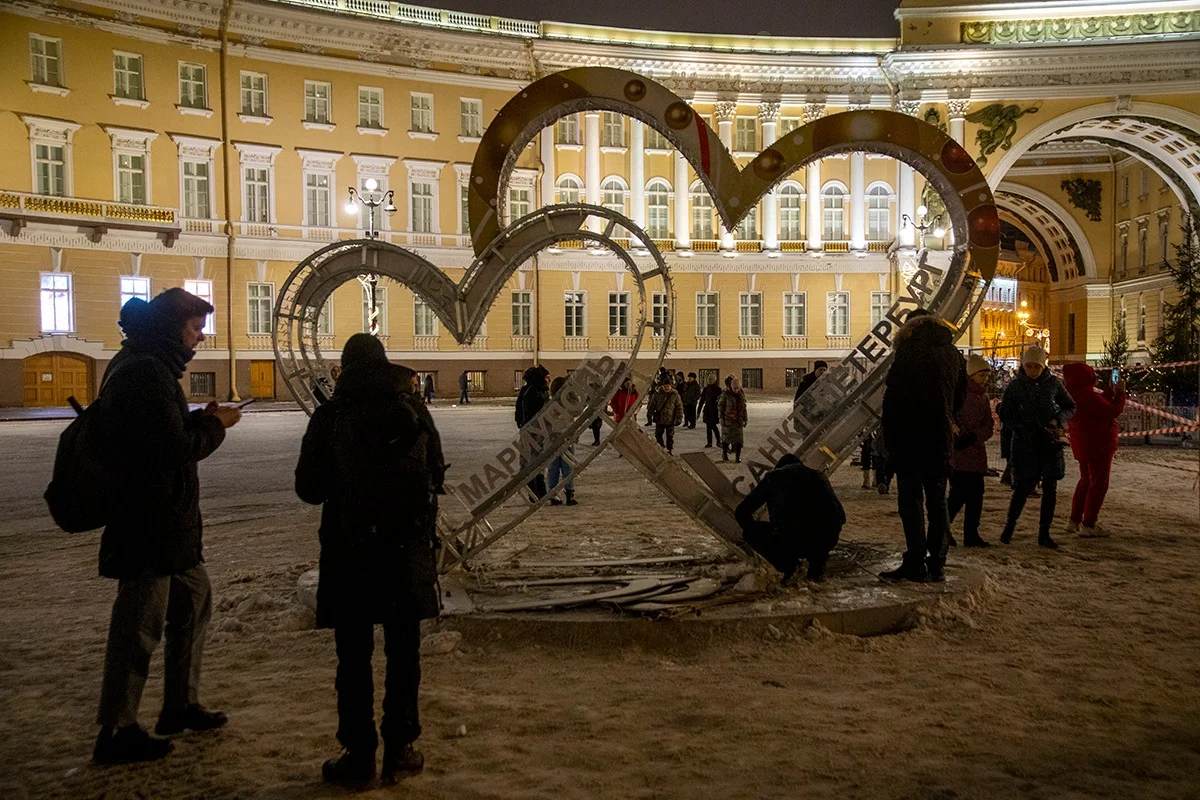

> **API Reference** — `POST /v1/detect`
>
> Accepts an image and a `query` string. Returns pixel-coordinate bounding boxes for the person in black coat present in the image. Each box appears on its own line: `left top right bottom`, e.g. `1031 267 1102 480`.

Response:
93 289 240 765
296 333 444 787
679 372 702 429
997 347 1076 548
879 310 967 583
515 365 550 498
792 360 828 404
696 374 723 448
735 454 845 582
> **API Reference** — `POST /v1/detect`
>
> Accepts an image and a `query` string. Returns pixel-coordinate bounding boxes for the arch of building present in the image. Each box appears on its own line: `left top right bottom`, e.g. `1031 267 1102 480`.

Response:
995 182 1099 282
988 101 1200 217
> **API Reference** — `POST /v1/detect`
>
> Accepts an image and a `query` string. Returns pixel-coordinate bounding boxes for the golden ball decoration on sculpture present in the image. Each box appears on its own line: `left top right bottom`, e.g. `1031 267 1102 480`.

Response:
664 101 694 130
752 148 786 182
623 79 647 102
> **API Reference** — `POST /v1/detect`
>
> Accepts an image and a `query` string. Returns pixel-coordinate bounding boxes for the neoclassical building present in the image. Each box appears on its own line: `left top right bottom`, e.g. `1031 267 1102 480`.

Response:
1 0 1197 404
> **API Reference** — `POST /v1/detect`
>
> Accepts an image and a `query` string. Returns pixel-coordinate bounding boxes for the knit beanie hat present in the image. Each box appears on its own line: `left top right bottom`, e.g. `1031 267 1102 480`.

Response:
341 332 389 371
1021 346 1048 368
966 354 992 376
120 287 214 339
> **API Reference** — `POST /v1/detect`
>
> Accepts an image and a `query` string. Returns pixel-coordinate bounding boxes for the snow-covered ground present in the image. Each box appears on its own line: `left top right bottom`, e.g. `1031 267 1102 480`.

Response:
1 403 1198 799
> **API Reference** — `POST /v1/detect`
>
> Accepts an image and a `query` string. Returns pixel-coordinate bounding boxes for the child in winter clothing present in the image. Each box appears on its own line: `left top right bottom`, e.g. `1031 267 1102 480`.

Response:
947 355 995 547
1062 363 1126 537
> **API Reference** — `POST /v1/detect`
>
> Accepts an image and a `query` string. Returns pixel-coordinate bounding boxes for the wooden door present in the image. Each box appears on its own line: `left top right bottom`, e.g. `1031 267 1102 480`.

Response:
249 360 275 399
22 353 93 407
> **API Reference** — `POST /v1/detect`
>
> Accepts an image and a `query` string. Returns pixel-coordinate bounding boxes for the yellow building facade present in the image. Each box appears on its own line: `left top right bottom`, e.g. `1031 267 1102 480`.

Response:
1 0 1197 404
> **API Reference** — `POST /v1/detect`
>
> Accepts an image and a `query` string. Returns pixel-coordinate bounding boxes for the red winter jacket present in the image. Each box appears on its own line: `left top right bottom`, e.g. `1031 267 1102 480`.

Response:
951 380 995 473
1062 363 1126 462
610 387 639 423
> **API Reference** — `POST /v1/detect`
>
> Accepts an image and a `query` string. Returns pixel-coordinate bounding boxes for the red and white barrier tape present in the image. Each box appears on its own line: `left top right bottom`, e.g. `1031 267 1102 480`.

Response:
1124 399 1198 426
1117 425 1198 438
1123 360 1199 373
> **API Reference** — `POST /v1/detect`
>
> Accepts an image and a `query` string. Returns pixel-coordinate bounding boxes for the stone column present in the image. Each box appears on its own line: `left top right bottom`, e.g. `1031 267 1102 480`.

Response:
947 98 970 145
584 111 601 231
715 100 737 252
850 151 866 251
896 100 921 248
674 149 690 250
630 121 645 230
803 101 826 251
759 101 781 252
540 128 555 210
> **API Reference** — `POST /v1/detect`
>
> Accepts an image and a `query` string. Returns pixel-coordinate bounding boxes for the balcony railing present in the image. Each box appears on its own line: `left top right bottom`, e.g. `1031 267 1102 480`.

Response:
608 335 636 351
246 334 273 351
826 335 853 350
222 221 473 248
735 240 762 253
782 335 809 349
692 239 719 252
738 335 764 350
780 240 808 252
563 336 590 351
867 240 890 252
510 335 534 351
695 336 721 351
824 240 851 253
651 335 677 352
413 335 440 351
275 0 541 36
461 336 488 351
0 191 180 244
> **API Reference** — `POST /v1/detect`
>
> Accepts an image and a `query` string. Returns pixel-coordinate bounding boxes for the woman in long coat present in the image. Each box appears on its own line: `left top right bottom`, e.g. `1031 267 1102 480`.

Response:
718 378 748 462
296 333 444 787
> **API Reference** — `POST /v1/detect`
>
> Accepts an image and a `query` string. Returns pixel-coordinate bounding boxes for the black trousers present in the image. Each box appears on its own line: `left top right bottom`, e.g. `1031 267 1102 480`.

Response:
684 402 697 428
655 424 675 452
742 521 834 580
1008 476 1058 537
589 417 602 445
459 389 469 404
947 471 985 541
704 421 721 447
895 470 950 568
334 616 422 754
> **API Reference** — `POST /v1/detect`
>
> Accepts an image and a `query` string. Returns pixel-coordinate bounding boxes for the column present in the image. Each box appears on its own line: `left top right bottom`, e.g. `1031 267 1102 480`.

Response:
715 100 737 252
584 111 601 231
947 98 970 145
630 121 645 230
759 101 781 252
849 151 866 251
803 101 826 251
674 149 690 250
539 128 555 210
896 100 921 248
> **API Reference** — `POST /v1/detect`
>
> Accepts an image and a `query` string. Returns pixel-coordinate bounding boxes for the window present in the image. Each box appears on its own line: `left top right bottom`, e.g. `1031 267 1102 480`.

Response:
741 369 763 390
696 293 718 337
871 292 891 327
867 185 891 239
691 184 713 239
247 282 273 335
736 206 758 240
460 184 470 234
358 87 383 128
1119 175 1129 204
30 35 62 87
608 291 630 336
779 118 801 136
785 367 807 388
508 187 531 224
181 160 210 219
411 182 433 232
1138 298 1147 342
646 181 670 238
1120 299 1128 337
1139 226 1148 271
557 176 581 205
318 298 333 335
184 279 215 334
244 167 269 223
465 371 486 392
1067 312 1077 354
460 98 482 138
557 115 580 145
35 144 65 197
735 117 756 152
116 154 146 204
305 172 331 227
646 126 669 150
1119 231 1129 270
120 276 150 309
178 63 206 108
652 292 669 331
779 185 802 240
361 284 388 334
40 274 73 333
564 291 586 337
739 293 762 336
511 291 531 336
1159 216 1171 264
827 291 849 336
783 292 806 336
240 71 267 116
823 186 846 240
189 372 216 399
410 93 433 132
113 53 144 100
1140 168 1149 198
601 112 624 147
304 81 331 124
602 179 625 215
414 297 437 336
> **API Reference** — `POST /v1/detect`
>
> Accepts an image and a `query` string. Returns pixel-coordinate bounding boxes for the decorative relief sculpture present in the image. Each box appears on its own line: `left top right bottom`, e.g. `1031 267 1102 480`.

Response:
1061 178 1104 222
964 103 1040 166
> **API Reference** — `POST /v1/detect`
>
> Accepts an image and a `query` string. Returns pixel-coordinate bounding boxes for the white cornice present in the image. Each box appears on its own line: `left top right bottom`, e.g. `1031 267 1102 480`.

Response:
895 0 1200 21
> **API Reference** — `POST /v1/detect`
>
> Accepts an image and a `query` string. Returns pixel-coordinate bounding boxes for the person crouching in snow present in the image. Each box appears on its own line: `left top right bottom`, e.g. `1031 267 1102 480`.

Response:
947 355 995 547
735 453 845 583
1062 363 1126 538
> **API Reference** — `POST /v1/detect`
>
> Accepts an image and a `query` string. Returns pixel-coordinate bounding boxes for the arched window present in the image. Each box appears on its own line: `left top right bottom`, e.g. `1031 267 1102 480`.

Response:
556 176 581 205
867 185 891 240
690 181 713 240
823 185 846 241
778 183 803 241
602 178 625 215
646 179 670 239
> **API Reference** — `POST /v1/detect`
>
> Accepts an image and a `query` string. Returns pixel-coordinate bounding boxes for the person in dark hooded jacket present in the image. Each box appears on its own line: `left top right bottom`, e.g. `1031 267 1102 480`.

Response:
515 366 550 498
879 309 967 583
296 333 444 787
1063 363 1126 537
735 453 845 582
696 374 723 448
93 288 240 765
997 347 1076 548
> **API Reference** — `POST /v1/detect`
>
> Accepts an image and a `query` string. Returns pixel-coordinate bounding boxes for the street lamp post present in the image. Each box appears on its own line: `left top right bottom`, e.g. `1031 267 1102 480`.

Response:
1016 298 1030 351
900 204 946 249
343 178 396 337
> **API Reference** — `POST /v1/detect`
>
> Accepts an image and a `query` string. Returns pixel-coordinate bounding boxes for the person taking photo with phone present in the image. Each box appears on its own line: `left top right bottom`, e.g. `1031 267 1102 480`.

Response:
1062 363 1126 538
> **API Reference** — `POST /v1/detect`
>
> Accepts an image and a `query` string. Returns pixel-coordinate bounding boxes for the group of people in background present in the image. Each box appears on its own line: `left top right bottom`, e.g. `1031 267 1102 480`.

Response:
638 368 750 462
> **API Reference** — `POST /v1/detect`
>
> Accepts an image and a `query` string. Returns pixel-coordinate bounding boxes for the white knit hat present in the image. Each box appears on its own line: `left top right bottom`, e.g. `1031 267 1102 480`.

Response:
1022 346 1048 367
966 354 992 376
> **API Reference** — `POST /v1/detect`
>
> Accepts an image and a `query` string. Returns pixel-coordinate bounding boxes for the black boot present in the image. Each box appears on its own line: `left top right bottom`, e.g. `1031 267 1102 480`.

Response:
926 559 945 583
381 743 424 786
322 749 376 787
947 535 958 548
963 535 991 548
93 725 173 765
999 521 1015 544
1038 532 1059 549
878 559 928 583
155 703 228 736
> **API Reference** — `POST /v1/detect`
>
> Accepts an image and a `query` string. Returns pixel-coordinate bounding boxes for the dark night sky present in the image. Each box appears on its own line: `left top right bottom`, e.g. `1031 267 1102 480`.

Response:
417 0 902 39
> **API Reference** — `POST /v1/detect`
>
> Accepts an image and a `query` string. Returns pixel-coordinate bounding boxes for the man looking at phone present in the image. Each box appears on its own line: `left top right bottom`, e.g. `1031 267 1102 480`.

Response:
93 288 241 764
